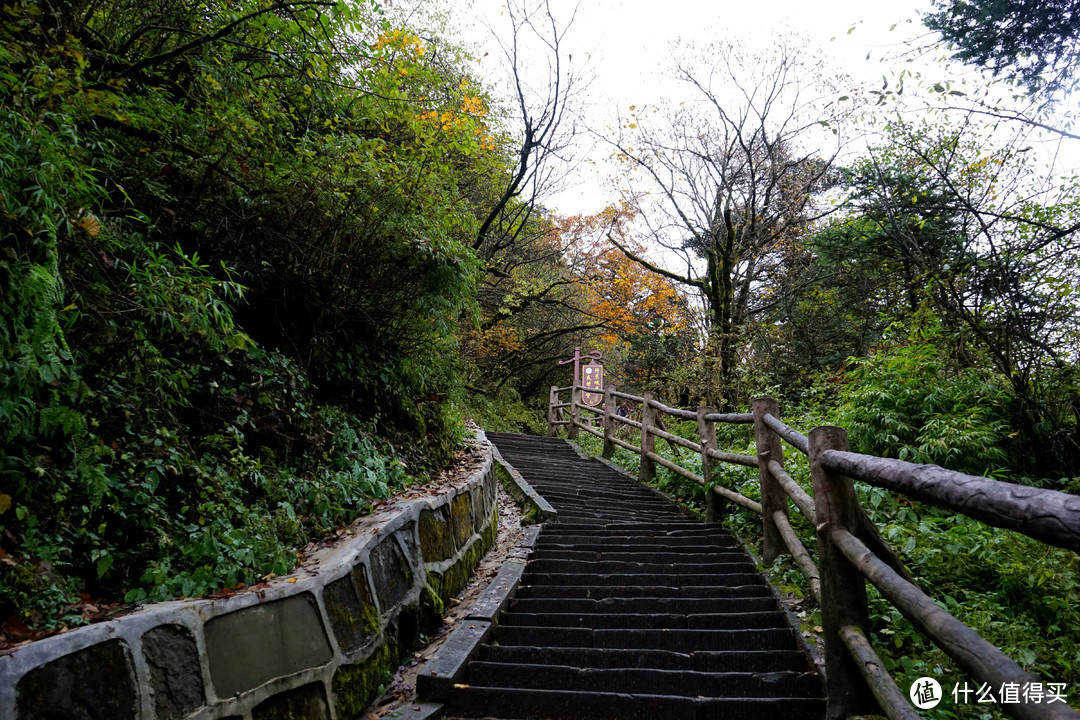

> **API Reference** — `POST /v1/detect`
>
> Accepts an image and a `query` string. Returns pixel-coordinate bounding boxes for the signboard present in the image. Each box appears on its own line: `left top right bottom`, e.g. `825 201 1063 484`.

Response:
581 361 604 407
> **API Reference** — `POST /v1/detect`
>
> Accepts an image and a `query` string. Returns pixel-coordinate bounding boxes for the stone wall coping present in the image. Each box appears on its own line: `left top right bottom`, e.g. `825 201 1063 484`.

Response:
486 435 557 524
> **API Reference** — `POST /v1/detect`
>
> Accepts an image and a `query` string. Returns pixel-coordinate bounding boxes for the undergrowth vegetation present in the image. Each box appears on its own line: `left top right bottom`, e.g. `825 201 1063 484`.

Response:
1 0 506 633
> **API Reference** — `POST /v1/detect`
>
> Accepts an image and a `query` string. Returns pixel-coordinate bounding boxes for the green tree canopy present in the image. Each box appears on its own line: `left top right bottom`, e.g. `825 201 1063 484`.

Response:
925 0 1080 94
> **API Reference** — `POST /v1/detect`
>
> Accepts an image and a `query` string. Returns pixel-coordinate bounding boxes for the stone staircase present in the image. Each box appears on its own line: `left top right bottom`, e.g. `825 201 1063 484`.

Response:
443 432 825 720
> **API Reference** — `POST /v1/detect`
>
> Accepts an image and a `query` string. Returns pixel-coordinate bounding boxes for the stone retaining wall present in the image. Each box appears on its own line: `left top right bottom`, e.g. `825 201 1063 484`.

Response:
0 439 499 720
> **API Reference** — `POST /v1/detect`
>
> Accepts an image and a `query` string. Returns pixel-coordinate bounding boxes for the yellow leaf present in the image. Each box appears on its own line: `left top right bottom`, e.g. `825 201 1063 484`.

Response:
78 214 101 236
287 577 298 584
0 494 10 513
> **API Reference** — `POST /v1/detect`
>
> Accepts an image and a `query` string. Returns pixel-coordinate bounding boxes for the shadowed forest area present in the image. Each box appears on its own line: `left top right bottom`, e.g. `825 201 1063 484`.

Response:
1 0 1079 715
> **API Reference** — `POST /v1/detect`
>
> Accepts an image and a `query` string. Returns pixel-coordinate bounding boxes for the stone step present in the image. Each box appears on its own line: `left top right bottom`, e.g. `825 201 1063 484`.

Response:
521 572 767 587
493 625 798 652
444 686 826 720
541 522 718 533
475 432 823 720
499 610 789 630
529 549 749 563
524 559 756 575
476 645 813 673
465 662 822 698
534 536 738 549
515 583 772 600
510 596 781 615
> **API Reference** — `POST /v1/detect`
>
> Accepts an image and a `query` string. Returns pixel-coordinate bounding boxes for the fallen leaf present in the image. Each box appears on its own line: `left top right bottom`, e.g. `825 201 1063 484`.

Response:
287 578 298 584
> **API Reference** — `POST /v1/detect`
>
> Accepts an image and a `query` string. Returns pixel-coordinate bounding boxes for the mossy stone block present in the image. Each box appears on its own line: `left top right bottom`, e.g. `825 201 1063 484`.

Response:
16 639 137 720
205 593 333 698
252 682 329 720
332 641 397 720
323 564 379 654
369 535 414 613
419 583 444 635
418 506 455 562
481 507 498 552
142 624 205 719
449 492 473 549
469 485 485 533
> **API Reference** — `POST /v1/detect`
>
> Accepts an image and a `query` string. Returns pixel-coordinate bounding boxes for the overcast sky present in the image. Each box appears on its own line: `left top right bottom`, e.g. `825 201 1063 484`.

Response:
450 0 939 215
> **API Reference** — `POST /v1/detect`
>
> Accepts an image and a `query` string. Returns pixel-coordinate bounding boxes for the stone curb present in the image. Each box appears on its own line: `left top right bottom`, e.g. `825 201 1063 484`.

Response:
384 701 445 720
465 560 527 623
414 492 541 708
414 621 493 702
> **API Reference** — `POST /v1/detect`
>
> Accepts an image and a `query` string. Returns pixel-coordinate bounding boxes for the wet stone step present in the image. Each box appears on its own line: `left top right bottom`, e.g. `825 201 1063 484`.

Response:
466 662 822 699
476 645 813 673
522 572 767 587
444 686 827 720
552 510 670 518
499 611 789 630
510 596 781 615
534 536 738 549
539 523 734 533
529 550 750 563
537 529 735 541
514 583 773 600
493 625 798 652
478 432 822 720
524 559 757 574
532 489 660 499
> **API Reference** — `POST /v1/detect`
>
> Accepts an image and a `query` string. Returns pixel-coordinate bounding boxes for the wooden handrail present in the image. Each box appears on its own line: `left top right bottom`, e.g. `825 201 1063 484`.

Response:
547 386 1080 720
705 447 759 468
763 412 810 455
770 459 816 523
646 423 703 453
830 527 1072 720
821 449 1080 555
648 398 699 421
703 411 754 423
773 510 821 600
611 389 645 402
840 625 920 720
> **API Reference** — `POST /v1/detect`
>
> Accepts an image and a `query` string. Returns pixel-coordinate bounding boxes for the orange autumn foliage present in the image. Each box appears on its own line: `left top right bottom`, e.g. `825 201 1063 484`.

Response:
558 205 692 349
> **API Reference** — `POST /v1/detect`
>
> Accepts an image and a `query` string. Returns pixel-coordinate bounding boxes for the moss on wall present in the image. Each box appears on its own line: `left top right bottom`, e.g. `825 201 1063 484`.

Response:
332 641 398 720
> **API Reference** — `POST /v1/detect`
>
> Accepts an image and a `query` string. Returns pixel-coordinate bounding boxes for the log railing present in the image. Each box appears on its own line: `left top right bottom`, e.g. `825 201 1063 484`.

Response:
547 383 1080 720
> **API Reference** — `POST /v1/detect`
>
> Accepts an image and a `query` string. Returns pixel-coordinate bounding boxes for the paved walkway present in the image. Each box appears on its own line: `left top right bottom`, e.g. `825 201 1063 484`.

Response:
443 433 824 720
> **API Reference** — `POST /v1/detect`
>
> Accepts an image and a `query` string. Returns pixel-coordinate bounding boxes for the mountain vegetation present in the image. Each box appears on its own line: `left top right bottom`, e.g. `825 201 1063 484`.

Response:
2 1 1079 711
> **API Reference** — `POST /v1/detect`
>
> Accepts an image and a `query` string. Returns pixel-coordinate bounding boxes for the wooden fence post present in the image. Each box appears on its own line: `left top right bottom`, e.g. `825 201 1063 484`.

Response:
602 385 617 459
547 386 559 437
697 407 722 522
753 397 789 562
809 425 877 719
639 392 656 484
568 383 580 441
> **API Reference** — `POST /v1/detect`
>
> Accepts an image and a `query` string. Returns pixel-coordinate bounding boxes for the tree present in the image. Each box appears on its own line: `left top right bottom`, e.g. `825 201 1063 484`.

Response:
604 36 846 408
472 0 583 263
0 0 525 626
924 0 1080 95
830 116 1080 476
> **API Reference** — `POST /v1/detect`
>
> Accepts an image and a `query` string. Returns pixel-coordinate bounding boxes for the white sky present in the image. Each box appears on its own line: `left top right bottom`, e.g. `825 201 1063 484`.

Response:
451 0 940 215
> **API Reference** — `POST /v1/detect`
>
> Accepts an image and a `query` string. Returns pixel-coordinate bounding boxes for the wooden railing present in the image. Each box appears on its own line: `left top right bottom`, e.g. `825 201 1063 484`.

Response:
548 383 1080 720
